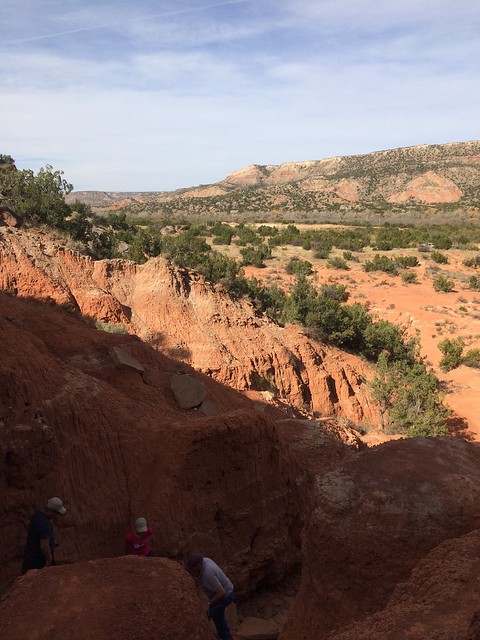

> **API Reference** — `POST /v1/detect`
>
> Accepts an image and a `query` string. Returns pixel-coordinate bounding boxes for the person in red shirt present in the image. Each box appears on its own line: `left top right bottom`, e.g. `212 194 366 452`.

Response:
125 517 154 556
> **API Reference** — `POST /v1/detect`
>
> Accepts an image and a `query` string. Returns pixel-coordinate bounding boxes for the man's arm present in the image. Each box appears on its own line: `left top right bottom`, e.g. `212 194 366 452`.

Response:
40 538 53 566
208 586 226 606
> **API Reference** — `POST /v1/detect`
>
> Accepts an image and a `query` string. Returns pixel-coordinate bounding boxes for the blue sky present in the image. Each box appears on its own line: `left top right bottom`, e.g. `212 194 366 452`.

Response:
1 0 479 191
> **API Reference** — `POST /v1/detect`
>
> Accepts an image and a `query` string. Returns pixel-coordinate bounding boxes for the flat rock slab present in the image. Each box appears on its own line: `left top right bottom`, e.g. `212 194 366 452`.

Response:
170 374 207 409
109 347 145 372
198 398 220 416
236 616 280 640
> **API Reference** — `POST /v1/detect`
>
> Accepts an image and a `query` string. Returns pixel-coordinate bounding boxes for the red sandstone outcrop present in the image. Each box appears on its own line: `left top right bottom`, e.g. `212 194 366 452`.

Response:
326 528 480 639
0 556 215 640
300 177 361 202
0 228 376 425
0 292 310 592
281 437 480 640
388 171 462 203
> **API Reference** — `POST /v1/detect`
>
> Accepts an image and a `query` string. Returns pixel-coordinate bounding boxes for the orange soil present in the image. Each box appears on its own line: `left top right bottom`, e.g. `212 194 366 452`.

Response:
243 247 480 440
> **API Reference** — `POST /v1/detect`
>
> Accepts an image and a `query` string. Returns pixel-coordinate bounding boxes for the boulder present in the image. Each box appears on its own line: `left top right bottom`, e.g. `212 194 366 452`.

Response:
171 373 207 409
0 557 215 640
326 529 480 640
282 437 480 640
109 346 145 372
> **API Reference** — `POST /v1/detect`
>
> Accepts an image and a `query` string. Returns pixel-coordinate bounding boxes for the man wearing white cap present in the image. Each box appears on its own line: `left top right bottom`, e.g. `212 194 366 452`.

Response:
21 497 67 574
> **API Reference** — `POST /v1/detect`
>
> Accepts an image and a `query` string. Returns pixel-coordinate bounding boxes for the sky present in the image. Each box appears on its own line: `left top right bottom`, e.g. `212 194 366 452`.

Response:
1 0 479 192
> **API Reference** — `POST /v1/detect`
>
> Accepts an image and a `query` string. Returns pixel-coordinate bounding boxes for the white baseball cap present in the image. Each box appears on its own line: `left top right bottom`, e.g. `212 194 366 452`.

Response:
46 497 67 514
135 517 148 533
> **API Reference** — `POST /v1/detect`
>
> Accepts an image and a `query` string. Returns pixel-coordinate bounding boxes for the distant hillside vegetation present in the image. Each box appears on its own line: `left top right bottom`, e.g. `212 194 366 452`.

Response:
67 141 480 224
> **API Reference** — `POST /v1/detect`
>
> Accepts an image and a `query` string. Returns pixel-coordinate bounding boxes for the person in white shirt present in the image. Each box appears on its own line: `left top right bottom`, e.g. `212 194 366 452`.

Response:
186 553 235 640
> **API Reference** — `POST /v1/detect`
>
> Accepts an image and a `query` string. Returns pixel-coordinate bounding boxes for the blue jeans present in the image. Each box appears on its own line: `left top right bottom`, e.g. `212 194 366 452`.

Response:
208 591 235 640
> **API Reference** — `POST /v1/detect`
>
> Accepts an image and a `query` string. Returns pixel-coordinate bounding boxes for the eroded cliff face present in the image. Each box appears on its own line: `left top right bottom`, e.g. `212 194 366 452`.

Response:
281 437 480 640
0 292 312 592
0 228 376 425
4 229 480 639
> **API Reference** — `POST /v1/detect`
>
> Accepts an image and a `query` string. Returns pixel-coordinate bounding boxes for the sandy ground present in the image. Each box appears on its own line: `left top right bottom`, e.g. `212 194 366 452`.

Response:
235 244 480 440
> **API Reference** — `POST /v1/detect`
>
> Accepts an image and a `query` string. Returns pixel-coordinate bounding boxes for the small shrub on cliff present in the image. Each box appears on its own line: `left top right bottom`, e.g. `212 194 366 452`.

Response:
370 351 449 437
95 321 128 334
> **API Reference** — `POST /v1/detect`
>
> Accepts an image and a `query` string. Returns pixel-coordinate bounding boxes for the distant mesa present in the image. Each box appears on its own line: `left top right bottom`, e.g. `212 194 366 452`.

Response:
65 141 480 220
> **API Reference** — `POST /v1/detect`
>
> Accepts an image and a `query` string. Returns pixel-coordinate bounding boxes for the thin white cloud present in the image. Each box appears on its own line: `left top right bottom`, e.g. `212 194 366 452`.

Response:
2 0 252 45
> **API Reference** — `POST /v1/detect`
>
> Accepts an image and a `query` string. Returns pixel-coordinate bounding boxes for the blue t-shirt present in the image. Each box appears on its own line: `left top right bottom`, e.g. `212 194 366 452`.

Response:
23 509 55 567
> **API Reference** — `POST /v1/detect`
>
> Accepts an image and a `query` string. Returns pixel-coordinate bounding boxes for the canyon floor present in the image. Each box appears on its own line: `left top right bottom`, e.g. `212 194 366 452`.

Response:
216 226 480 440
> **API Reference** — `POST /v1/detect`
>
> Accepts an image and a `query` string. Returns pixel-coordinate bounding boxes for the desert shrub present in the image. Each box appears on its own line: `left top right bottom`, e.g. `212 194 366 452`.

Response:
285 257 313 276
372 227 413 250
469 276 480 291
92 230 119 259
210 222 232 235
67 203 94 242
430 251 449 264
313 246 331 259
212 234 233 245
106 211 132 231
463 348 480 368
212 223 234 245
1 162 72 229
239 245 271 267
269 224 300 247
438 337 465 372
464 256 480 268
235 225 260 246
433 275 454 292
401 271 417 284
363 254 398 274
256 225 278 237
362 320 416 364
431 235 452 250
326 257 349 270
395 255 419 268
